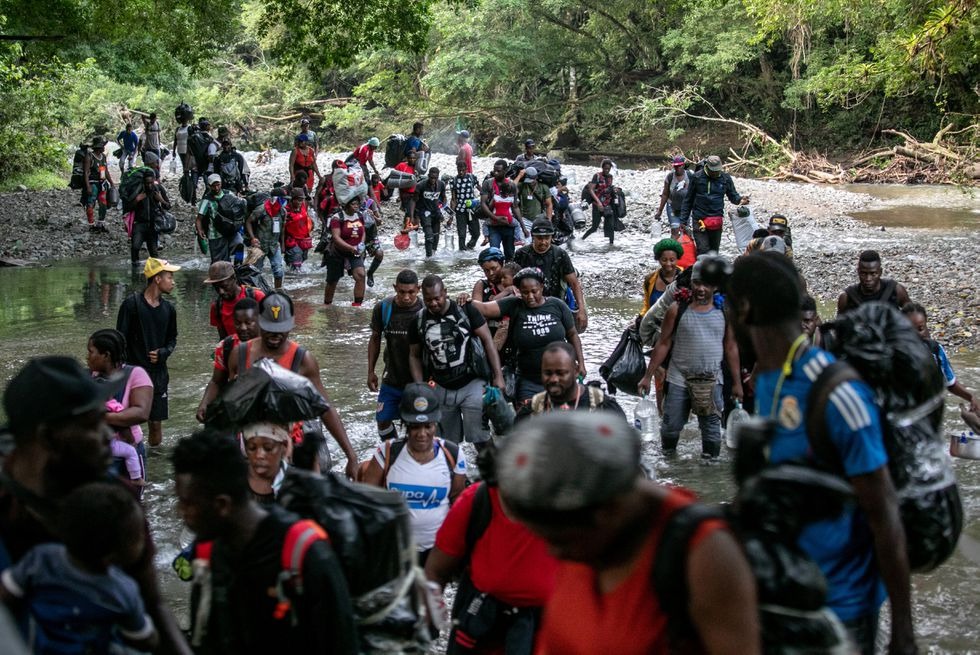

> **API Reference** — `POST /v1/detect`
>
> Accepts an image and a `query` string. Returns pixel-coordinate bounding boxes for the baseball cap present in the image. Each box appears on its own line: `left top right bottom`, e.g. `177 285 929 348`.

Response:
3 356 124 435
203 261 235 284
524 166 539 179
671 155 686 166
367 137 381 147
259 293 295 332
144 257 181 279
759 235 787 254
399 383 442 424
705 155 723 172
496 413 642 513
300 117 310 124
206 174 221 185
530 218 555 236
524 138 535 147
769 214 789 231
457 130 470 139
241 421 290 443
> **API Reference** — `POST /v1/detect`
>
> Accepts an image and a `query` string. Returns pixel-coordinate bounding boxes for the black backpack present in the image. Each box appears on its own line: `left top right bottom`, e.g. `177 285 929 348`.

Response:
653 467 854 653
810 302 962 572
175 101 193 123
188 131 214 173
120 166 154 211
384 134 406 168
277 469 434 649
69 145 89 190
211 193 247 238
416 304 492 383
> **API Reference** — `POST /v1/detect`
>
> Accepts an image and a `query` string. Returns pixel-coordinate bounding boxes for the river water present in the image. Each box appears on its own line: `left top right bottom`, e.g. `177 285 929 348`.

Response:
0 198 978 652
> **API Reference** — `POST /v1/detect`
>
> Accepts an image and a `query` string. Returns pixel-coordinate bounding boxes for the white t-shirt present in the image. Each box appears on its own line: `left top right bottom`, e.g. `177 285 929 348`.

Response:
373 439 466 551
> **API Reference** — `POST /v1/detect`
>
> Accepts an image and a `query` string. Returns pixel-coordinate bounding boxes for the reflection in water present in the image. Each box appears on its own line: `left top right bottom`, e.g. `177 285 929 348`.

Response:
0 251 978 651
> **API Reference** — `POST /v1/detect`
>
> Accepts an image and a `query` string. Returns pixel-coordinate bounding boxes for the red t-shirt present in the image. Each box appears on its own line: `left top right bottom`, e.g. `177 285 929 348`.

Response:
535 488 725 655
394 162 416 193
352 144 374 168
435 484 557 607
458 142 473 173
328 212 366 250
209 286 266 339
213 335 240 372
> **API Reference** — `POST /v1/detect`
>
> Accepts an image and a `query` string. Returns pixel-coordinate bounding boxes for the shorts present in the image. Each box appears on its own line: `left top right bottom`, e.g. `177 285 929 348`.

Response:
325 253 364 283
375 384 404 423
147 368 170 421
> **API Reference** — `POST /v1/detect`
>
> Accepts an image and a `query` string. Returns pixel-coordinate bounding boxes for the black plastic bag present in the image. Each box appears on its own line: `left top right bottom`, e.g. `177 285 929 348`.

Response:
204 359 329 427
600 328 646 396
818 302 962 572
179 172 193 203
154 210 176 234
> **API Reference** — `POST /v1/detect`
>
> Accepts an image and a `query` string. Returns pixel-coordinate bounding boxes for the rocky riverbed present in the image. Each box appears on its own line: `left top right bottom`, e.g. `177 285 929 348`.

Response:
2 149 978 350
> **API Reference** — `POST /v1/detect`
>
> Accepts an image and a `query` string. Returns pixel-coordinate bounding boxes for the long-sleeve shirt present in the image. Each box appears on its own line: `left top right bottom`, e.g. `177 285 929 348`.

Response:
679 170 742 223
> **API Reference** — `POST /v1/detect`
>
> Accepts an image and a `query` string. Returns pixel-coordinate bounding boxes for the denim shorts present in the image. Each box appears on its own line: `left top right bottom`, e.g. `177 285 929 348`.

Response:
375 384 404 423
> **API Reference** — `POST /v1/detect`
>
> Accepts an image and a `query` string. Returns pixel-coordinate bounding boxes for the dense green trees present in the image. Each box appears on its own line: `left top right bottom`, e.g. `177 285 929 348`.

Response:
0 0 975 187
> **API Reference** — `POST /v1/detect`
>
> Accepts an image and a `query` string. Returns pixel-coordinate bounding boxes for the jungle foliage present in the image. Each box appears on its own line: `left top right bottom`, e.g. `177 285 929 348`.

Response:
0 0 976 185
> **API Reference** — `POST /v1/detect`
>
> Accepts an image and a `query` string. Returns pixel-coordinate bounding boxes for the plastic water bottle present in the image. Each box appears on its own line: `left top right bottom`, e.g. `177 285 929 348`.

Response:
725 400 750 449
634 395 657 441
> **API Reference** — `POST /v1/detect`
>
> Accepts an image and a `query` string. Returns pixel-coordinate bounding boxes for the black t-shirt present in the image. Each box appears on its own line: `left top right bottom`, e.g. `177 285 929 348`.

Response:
408 301 487 389
413 180 445 218
196 506 358 655
496 297 574 384
370 296 424 388
116 293 177 374
513 246 575 299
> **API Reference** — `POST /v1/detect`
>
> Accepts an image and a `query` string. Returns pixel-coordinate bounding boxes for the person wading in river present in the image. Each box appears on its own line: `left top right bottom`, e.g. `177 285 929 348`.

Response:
836 250 911 315
223 293 360 479
678 155 750 256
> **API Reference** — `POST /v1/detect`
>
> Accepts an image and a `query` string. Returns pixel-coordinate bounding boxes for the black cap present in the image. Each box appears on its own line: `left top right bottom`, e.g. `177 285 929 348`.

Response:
399 383 442 424
3 356 122 435
530 218 555 236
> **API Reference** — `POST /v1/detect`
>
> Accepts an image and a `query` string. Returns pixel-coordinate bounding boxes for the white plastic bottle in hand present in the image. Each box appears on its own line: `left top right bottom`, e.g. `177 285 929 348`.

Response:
726 400 750 449
634 395 657 440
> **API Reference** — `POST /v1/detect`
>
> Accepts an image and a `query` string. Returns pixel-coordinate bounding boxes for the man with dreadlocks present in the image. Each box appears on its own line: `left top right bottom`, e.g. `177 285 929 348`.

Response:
638 254 741 460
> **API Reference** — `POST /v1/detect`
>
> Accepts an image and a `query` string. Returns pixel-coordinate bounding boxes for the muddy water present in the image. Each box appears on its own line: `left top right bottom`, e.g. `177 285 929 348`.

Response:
0 230 978 651
847 183 979 229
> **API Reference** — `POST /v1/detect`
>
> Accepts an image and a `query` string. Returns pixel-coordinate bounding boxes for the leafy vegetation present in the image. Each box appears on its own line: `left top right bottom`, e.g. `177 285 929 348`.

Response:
0 0 976 186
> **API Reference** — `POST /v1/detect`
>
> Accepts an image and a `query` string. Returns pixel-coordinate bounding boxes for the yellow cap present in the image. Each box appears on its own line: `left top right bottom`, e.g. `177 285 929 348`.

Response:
144 258 181 279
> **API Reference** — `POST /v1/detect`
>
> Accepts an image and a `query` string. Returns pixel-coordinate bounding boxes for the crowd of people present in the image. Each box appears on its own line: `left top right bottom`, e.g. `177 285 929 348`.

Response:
2 113 976 655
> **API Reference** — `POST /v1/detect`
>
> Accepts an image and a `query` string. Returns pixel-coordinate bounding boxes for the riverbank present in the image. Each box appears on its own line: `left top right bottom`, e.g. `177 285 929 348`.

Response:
3 149 978 349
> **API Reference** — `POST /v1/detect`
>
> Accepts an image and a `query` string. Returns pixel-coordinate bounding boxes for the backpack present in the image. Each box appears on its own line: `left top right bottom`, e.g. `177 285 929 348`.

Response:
69 145 89 190
212 193 247 238
179 172 194 203
120 166 154 211
277 469 437 650
188 131 214 173
809 302 962 572
652 470 854 654
385 134 407 169
416 304 493 383
218 153 242 186
380 438 460 486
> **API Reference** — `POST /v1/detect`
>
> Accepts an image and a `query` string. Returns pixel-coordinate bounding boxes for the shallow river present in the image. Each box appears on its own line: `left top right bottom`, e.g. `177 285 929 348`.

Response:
0 195 978 652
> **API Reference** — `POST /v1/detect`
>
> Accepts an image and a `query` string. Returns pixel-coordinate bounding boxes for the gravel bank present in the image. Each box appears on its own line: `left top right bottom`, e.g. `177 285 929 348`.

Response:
3 149 978 350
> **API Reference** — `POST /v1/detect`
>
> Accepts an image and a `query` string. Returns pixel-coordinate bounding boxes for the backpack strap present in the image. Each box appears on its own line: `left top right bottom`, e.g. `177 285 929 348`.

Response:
652 503 725 650
464 483 493 559
290 346 307 374
438 438 459 474
587 385 604 409
221 336 236 370
112 365 134 404
804 360 861 474
381 299 393 334
274 519 329 622
237 342 248 376
381 439 408 487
